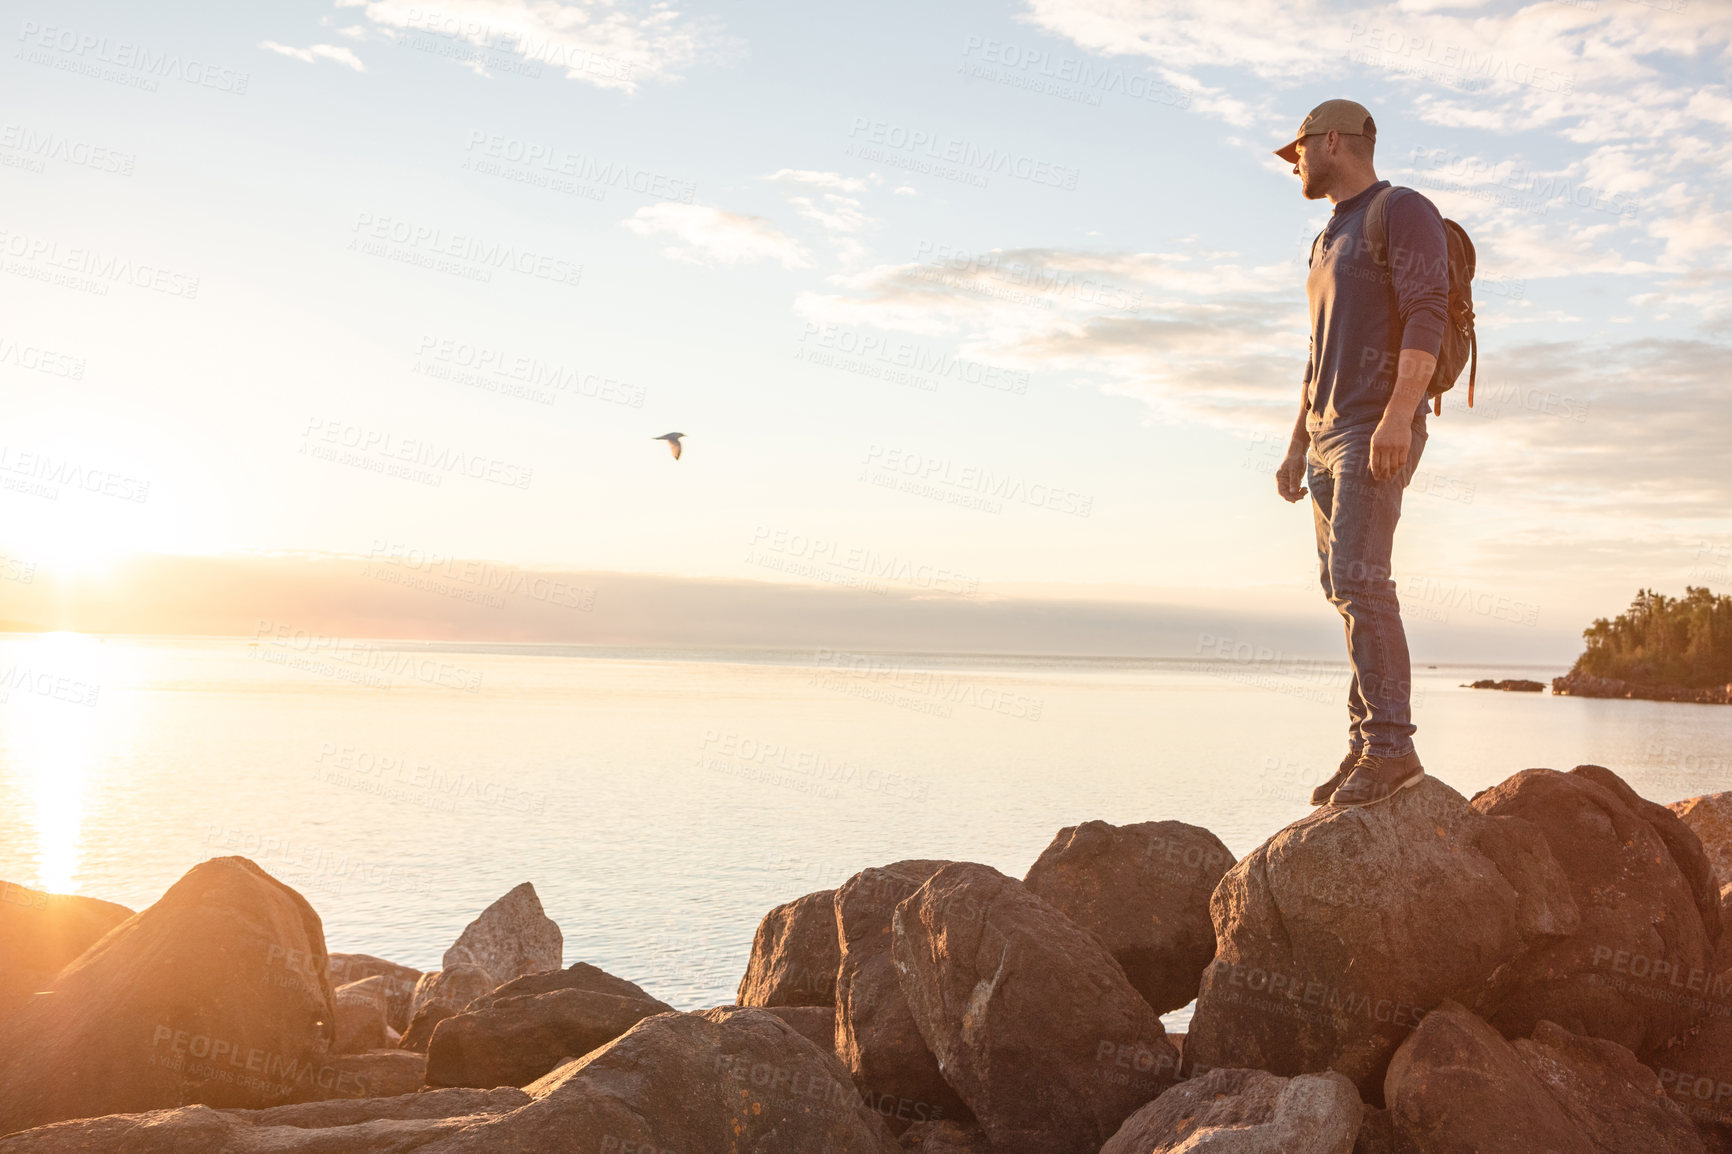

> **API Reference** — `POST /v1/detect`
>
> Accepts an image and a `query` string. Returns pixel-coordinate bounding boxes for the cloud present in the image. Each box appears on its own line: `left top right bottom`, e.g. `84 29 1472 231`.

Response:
9 552 1355 660
260 41 367 71
336 0 735 91
797 242 1307 419
622 204 814 269
1016 0 1732 321
1442 338 1732 518
784 193 873 238
798 236 1732 525
765 169 869 192
761 171 885 267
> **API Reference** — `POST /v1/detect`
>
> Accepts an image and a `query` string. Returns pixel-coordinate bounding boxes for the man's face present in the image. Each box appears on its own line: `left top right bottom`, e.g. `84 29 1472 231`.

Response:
1293 134 1332 201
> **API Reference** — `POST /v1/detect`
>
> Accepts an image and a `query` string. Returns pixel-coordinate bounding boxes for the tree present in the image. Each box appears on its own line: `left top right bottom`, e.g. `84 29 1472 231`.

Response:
1571 587 1732 689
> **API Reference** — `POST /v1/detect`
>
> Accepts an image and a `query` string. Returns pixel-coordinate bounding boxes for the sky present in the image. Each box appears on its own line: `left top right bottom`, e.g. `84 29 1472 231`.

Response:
1 0 1728 657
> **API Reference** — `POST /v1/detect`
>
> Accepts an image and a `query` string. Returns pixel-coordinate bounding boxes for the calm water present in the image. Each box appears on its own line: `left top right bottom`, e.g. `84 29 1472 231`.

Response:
3 633 1729 1031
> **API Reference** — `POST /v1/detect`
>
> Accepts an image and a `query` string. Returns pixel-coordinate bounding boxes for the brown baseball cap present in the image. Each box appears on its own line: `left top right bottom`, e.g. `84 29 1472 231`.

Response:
1274 99 1376 164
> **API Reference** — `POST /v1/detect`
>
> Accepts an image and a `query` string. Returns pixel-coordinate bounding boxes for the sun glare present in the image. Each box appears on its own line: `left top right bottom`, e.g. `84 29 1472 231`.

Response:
35 534 130 580
5 632 117 894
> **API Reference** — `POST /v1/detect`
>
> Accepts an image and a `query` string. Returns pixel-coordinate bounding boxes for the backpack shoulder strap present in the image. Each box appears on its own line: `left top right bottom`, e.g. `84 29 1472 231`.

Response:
1363 184 1400 270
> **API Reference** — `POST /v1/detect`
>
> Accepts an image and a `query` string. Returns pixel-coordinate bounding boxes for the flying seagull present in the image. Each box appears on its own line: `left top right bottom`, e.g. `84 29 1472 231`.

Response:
653 432 685 460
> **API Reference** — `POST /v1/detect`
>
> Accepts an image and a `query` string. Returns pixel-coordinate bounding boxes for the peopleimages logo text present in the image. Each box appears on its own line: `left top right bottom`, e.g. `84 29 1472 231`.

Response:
846 118 1080 190
16 21 250 93
349 213 583 288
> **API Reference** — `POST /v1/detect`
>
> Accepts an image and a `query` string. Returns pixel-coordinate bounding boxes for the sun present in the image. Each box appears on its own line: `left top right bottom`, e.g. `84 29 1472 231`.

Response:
13 524 134 581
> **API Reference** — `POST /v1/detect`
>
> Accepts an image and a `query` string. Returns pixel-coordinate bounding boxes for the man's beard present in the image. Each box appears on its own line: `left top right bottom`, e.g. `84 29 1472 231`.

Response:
1300 166 1329 200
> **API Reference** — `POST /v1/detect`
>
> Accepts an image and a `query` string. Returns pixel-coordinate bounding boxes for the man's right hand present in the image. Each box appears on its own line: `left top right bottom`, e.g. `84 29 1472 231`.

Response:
1277 449 1309 503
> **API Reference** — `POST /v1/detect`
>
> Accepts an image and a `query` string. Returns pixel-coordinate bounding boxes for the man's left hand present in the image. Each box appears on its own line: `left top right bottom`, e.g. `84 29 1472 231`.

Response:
1369 419 1411 480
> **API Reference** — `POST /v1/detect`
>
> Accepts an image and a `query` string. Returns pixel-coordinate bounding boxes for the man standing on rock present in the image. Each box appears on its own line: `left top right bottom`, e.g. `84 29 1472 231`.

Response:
1273 100 1450 806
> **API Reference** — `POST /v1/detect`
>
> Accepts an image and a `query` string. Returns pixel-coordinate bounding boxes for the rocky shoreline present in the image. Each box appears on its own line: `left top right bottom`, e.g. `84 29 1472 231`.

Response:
1465 678 1546 692
1552 669 1732 705
1 768 1729 1153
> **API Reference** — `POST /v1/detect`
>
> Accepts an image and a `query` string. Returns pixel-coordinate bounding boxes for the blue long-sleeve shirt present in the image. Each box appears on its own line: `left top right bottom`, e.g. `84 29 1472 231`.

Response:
1303 180 1449 434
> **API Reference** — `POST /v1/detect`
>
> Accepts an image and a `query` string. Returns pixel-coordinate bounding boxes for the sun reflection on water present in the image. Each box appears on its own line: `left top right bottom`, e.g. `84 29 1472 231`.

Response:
5 632 116 895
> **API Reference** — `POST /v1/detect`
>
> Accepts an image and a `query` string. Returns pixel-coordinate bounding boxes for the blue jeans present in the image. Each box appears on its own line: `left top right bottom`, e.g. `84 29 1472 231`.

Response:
1306 423 1426 759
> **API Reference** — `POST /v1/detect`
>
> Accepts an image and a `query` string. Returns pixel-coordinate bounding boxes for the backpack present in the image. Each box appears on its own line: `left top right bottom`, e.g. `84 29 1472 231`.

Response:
1364 186 1477 414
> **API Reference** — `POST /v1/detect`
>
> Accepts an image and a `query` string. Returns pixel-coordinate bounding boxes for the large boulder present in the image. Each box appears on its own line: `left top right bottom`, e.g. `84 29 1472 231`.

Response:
441 882 561 986
333 977 393 1053
0 1086 531 1153
1647 959 1732 1142
1100 1067 1362 1154
738 888 841 1007
327 954 421 1034
1386 1001 1591 1154
0 880 132 1014
1353 1106 1400 1154
0 857 335 1137
424 962 673 1089
1672 792 1732 886
1722 885 1732 973
835 861 971 1130
899 1119 997 1152
400 965 497 1052
1385 1000 1705 1154
1472 765 1721 1053
461 1006 901 1153
0 1008 899 1153
1185 776 1578 1101
893 862 1179 1154
765 1003 837 1053
1023 819 1233 1015
284 1049 426 1104
1513 1019 1705 1154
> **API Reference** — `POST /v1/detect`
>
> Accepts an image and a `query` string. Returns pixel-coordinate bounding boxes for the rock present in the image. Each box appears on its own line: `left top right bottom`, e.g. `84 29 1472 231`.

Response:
0 857 335 1137
424 962 673 1089
1551 670 1732 705
1513 1020 1705 1154
836 860 972 1130
1466 678 1546 692
327 954 421 1034
399 964 496 1052
1023 819 1233 1015
0 880 132 1015
1352 1106 1399 1154
1672 792 1732 886
899 1119 998 1152
1185 776 1578 1102
1384 1000 1593 1154
0 1087 530 1153
706 1001 837 1053
1722 884 1732 973
253 1083 529 1126
1386 1000 1710 1154
1472 765 1721 1053
460 1006 900 1153
1647 963 1732 1141
738 888 842 1007
285 1049 425 1103
1100 1066 1362 1154
0 1009 898 1152
766 1003 838 1053
333 976 393 1053
893 862 1178 1154
441 882 561 986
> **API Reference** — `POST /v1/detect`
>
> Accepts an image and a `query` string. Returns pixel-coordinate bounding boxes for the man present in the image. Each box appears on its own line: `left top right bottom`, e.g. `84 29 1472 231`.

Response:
1273 99 1450 807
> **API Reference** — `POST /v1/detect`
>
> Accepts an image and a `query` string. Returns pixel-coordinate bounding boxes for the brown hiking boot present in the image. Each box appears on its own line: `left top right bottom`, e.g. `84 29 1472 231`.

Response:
1328 751 1425 807
1310 751 1360 806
